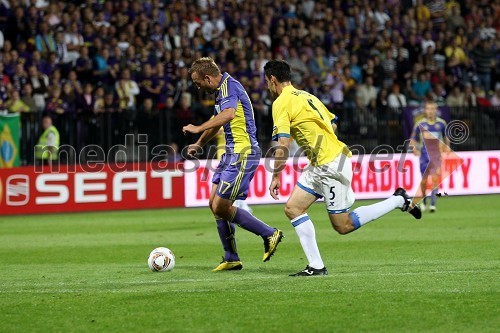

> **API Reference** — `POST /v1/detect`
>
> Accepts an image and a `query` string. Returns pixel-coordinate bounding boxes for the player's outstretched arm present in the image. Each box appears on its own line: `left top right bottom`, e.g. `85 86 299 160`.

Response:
269 136 291 200
183 108 235 135
186 126 221 158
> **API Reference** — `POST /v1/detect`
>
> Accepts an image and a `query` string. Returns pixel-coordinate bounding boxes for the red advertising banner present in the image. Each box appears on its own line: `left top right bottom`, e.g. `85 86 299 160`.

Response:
0 163 185 215
184 151 500 207
1 151 498 215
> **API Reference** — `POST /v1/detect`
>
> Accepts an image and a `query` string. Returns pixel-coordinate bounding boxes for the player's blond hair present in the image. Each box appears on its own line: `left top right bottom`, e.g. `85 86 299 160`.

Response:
188 57 220 77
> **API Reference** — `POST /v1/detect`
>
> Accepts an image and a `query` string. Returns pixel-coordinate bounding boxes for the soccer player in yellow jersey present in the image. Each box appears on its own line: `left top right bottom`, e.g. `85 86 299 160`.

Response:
264 60 422 276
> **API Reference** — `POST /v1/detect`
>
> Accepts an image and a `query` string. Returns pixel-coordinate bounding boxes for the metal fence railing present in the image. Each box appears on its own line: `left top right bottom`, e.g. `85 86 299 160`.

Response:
15 106 500 166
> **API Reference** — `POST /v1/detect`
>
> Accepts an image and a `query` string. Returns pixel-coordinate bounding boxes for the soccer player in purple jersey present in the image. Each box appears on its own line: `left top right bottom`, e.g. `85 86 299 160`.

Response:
410 101 450 212
183 57 284 271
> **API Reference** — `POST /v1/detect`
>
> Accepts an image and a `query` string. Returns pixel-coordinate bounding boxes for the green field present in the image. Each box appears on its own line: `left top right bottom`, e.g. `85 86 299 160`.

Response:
0 195 499 333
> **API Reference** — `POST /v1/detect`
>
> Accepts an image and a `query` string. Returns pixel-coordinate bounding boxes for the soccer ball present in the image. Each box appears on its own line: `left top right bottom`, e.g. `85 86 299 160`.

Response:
148 247 175 272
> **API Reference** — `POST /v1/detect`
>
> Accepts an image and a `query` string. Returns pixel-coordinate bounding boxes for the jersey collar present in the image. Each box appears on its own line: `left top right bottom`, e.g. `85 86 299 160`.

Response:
216 72 230 91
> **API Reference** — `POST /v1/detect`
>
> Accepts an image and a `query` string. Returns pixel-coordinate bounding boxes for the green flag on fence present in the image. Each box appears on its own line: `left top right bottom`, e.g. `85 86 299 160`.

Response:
0 113 21 168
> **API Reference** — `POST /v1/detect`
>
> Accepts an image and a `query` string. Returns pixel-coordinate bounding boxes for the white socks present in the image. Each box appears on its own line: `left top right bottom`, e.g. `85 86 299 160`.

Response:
290 214 324 269
350 195 405 229
289 196 405 268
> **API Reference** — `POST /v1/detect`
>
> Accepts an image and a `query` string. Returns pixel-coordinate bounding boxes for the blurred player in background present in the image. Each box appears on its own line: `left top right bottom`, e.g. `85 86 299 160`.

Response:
215 127 253 213
410 101 450 212
264 60 421 276
183 57 283 271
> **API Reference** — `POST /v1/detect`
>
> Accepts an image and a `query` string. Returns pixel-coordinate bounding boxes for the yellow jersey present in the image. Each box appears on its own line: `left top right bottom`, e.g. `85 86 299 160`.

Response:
215 127 226 160
272 85 350 166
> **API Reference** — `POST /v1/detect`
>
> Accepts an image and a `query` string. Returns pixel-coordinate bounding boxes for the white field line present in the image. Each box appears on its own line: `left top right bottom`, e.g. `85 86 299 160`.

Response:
0 269 496 294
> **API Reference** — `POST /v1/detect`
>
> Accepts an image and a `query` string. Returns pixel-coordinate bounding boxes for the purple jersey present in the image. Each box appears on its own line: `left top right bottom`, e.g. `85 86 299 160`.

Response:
214 72 259 155
411 117 447 174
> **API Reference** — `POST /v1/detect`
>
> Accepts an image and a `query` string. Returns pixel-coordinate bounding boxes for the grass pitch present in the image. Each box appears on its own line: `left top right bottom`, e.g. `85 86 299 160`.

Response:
0 195 499 333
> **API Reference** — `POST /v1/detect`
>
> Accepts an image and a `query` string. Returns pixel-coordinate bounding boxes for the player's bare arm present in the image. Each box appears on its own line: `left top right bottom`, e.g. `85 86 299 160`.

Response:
184 109 235 157
443 136 451 153
269 136 291 200
186 125 223 157
410 138 421 157
183 108 235 135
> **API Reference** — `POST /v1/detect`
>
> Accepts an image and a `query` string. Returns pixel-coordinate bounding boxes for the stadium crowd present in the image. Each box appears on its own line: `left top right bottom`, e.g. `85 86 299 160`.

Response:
0 0 498 159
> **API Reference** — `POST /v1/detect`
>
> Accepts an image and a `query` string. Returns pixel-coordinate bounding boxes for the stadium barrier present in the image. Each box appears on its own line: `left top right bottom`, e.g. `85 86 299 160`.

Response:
15 107 500 165
0 150 499 215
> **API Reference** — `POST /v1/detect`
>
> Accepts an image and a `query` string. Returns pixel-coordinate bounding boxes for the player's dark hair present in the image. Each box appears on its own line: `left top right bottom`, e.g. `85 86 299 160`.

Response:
264 60 292 83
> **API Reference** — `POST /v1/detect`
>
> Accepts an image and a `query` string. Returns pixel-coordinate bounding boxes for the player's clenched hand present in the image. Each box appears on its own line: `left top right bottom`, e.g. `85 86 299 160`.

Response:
183 124 201 134
186 144 201 157
269 177 280 200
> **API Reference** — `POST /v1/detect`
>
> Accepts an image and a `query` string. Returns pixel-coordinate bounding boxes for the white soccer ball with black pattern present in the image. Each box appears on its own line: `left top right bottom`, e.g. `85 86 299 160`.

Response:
148 247 175 272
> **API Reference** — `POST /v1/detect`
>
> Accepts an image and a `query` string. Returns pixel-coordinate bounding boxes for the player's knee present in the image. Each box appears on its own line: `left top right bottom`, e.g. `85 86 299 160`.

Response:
284 203 303 220
330 215 354 235
212 203 230 220
333 224 351 235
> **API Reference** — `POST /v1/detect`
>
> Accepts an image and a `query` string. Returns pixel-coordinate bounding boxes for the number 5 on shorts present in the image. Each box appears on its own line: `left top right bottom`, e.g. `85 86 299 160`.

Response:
329 186 336 200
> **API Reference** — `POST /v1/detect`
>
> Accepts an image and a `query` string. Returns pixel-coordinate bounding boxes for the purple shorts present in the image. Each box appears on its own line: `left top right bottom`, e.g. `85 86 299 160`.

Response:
420 151 442 175
212 153 260 201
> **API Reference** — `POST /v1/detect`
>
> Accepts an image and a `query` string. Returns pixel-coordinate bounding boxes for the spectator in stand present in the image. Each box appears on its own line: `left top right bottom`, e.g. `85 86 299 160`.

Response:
115 69 140 114
27 65 49 112
138 98 160 150
5 90 30 113
416 0 430 23
35 22 56 56
65 70 83 95
287 48 309 84
421 30 436 55
11 63 28 93
76 83 94 115
318 83 334 111
0 78 9 110
381 49 397 89
388 83 407 108
444 37 469 83
411 71 432 105
61 82 76 114
45 87 65 115
248 76 266 116
349 54 363 84
21 83 37 113
463 83 477 107
470 38 496 95
377 88 389 111
64 22 84 65
342 67 357 109
446 85 466 107
4 6 30 49
356 75 377 110
138 63 161 104
491 83 500 107
430 83 446 106
93 86 105 114
174 92 196 148
446 5 465 32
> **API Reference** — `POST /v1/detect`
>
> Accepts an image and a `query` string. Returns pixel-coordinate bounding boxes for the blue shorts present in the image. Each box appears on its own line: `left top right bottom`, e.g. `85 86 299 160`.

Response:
212 153 260 201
